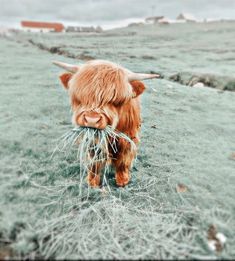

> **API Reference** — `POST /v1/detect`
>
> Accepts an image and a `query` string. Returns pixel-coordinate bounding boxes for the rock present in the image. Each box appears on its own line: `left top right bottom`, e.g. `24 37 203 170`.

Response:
207 224 227 252
216 233 227 244
193 82 204 88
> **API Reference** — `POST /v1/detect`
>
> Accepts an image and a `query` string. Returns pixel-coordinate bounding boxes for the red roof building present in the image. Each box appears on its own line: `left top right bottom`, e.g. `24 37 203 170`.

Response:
21 21 64 32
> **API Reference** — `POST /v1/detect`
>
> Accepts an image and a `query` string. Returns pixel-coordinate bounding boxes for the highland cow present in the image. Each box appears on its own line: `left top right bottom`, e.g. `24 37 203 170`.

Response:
53 60 158 187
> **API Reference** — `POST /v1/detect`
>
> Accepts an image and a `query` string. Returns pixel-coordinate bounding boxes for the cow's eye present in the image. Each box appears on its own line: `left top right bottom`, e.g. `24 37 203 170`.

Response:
71 96 80 107
113 101 123 108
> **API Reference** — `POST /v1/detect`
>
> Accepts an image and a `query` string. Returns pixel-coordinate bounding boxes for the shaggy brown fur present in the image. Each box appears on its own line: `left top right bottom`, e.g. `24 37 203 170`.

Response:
59 60 146 187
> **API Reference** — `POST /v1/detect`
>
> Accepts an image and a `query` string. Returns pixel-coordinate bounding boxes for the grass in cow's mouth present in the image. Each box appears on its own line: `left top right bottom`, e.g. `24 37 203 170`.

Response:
52 125 136 187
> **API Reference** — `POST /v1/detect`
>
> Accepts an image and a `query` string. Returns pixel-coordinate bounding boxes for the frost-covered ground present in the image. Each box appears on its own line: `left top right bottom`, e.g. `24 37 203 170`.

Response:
0 22 235 259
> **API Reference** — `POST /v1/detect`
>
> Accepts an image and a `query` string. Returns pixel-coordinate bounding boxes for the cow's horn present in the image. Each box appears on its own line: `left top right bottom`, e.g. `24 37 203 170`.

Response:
52 61 79 73
128 72 160 81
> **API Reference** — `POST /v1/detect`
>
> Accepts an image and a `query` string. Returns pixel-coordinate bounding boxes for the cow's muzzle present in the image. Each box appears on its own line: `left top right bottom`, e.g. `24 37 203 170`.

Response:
77 111 108 129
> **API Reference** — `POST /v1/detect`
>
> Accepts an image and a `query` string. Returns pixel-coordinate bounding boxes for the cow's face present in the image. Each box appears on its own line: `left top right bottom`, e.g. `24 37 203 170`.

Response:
55 60 159 129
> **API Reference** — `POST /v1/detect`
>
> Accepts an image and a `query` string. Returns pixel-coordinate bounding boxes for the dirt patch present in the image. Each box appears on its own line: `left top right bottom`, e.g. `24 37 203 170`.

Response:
142 55 155 60
0 245 14 260
229 152 235 160
28 39 95 61
176 183 188 193
0 234 14 260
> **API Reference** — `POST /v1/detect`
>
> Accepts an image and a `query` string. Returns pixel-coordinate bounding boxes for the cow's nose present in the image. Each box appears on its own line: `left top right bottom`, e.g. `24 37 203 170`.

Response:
84 115 101 125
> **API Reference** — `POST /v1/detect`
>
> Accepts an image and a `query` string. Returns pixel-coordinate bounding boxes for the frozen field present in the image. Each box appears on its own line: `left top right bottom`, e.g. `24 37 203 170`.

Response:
0 22 235 259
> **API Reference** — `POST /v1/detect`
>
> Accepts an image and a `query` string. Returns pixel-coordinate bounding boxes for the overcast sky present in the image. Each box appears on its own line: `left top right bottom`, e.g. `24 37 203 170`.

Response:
1 0 235 28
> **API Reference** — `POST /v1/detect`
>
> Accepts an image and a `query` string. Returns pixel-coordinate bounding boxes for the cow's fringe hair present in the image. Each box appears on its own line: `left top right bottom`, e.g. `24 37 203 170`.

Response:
69 62 133 107
52 126 136 188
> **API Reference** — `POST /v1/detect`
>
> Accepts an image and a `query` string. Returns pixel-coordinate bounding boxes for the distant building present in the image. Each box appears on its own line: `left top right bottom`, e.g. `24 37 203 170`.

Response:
95 26 103 33
176 13 197 22
158 17 171 24
66 26 80 32
81 26 95 33
145 16 165 24
144 16 185 25
65 25 103 33
21 21 65 32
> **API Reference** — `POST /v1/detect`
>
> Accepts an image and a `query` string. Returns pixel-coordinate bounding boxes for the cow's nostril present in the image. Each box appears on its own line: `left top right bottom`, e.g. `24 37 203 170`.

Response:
84 116 101 124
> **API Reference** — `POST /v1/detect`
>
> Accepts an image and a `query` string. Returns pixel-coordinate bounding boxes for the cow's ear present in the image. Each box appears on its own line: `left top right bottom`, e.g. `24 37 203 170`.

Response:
130 80 146 98
59 72 73 89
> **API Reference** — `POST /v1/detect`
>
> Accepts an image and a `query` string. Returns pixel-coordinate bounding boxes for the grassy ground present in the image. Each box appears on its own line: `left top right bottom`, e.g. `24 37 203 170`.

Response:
0 22 235 259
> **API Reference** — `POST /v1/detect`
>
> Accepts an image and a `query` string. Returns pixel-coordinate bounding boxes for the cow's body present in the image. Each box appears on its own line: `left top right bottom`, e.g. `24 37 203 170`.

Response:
54 60 158 187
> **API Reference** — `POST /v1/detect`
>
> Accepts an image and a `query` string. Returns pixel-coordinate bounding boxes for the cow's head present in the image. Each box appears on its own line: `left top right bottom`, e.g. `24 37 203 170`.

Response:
53 60 159 129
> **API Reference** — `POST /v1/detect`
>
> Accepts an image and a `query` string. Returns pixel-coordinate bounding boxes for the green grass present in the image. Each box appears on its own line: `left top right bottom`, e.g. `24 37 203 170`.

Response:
0 22 235 259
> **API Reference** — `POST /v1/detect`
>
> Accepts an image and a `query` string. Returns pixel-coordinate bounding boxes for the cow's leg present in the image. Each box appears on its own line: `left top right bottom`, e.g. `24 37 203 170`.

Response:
113 139 137 187
87 162 103 187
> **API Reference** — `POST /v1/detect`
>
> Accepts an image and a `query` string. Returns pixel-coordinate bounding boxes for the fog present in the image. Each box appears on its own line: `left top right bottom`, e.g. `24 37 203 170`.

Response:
1 0 235 28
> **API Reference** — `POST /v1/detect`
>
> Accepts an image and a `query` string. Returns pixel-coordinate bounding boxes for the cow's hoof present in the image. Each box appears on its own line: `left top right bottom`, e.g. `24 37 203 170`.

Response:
115 172 130 187
88 174 100 187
